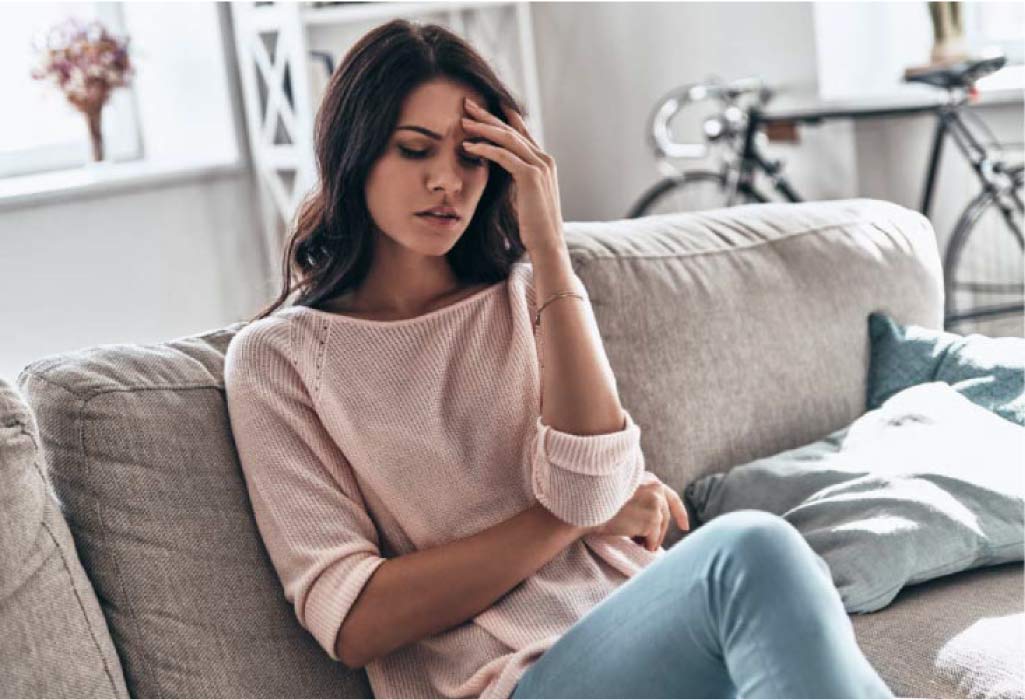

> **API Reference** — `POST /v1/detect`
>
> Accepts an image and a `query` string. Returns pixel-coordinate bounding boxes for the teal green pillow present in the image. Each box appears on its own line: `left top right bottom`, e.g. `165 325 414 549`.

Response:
866 312 1025 426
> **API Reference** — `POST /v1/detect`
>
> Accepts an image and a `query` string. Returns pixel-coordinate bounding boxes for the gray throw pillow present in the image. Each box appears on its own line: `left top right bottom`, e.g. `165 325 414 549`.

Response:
867 311 1024 425
684 382 1024 613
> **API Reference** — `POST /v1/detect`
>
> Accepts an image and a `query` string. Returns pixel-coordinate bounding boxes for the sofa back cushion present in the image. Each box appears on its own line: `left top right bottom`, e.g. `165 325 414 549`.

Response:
17 330 373 699
16 198 942 695
0 379 128 698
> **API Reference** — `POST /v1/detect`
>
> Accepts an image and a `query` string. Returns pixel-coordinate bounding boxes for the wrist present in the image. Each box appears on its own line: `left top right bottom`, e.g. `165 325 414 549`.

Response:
571 521 599 538
527 240 570 267
529 245 575 301
534 503 591 540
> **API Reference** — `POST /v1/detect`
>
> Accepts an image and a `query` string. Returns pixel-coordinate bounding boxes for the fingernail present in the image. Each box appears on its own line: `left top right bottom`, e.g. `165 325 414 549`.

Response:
465 97 479 109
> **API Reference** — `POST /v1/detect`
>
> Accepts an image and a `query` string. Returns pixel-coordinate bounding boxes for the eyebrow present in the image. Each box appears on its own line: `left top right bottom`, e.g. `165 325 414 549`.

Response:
395 125 487 148
396 125 442 139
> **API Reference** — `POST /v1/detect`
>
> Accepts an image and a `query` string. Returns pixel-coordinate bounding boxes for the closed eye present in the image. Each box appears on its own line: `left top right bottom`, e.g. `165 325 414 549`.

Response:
398 145 485 167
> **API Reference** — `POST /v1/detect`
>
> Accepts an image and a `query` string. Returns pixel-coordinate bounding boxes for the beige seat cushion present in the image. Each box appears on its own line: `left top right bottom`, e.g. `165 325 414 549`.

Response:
852 561 1024 699
0 379 128 698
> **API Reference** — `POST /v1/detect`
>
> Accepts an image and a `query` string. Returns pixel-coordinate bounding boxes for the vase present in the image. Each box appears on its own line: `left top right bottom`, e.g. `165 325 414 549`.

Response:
85 109 104 162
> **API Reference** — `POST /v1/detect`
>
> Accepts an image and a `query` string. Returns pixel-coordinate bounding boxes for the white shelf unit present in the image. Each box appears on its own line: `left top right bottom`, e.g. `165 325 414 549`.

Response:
229 1 543 286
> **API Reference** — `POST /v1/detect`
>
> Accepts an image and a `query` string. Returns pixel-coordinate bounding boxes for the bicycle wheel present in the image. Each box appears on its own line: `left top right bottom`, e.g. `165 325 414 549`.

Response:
626 170 768 218
943 165 1024 337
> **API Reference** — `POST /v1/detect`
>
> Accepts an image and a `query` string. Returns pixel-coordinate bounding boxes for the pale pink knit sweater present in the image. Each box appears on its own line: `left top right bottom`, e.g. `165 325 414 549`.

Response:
224 261 663 699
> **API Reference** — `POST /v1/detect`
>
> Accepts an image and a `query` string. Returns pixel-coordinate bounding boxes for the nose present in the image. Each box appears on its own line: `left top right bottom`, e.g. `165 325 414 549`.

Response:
426 149 464 195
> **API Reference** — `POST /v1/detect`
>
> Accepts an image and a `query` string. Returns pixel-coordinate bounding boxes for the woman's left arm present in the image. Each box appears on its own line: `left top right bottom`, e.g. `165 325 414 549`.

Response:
463 97 640 529
462 98 626 437
529 245 627 435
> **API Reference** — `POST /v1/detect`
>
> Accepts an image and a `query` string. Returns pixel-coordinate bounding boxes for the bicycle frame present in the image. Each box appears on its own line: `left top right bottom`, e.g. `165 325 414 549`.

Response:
635 68 1022 332
733 95 1023 232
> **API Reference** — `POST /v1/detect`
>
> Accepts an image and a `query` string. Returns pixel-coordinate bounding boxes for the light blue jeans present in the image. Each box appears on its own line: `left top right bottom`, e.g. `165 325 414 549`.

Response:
510 510 894 699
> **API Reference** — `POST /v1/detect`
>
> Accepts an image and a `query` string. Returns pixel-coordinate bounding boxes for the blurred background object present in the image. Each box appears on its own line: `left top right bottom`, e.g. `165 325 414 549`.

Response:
626 54 1022 338
928 1 968 66
30 17 134 163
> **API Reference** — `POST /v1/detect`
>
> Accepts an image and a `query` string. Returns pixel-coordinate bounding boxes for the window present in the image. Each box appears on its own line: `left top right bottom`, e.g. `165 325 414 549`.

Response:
965 1 1025 65
0 1 242 207
812 2 1025 100
0 2 142 178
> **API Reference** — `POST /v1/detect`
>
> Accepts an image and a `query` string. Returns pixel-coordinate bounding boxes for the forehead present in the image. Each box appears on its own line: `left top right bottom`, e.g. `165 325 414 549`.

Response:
396 78 486 131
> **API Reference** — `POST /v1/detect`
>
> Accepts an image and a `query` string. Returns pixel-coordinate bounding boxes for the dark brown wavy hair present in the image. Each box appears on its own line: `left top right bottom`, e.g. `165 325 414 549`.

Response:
251 19 528 321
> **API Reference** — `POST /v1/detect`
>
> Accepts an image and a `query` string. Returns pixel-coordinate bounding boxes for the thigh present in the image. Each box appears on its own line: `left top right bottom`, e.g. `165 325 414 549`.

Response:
511 521 739 699
511 510 892 700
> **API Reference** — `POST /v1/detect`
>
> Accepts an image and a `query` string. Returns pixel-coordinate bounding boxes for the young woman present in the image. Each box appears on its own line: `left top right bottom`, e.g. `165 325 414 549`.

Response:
224 19 894 700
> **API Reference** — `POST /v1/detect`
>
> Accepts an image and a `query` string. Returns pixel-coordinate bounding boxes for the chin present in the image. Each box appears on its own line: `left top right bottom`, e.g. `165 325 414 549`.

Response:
407 235 461 257
422 223 468 247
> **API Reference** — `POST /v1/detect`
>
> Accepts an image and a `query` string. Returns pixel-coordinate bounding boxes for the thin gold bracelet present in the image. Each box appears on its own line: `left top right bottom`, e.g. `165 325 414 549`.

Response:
533 291 585 328
534 291 585 410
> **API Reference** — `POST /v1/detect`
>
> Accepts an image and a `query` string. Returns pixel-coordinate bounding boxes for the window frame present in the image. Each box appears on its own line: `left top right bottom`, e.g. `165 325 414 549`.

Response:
963 2 1025 65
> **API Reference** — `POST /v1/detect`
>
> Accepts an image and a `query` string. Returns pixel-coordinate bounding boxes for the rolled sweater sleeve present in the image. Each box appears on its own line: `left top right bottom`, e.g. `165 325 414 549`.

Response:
224 320 386 664
530 411 646 528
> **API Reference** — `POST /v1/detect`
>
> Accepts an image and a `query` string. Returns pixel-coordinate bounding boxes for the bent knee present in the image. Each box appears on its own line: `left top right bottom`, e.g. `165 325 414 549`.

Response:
707 510 809 561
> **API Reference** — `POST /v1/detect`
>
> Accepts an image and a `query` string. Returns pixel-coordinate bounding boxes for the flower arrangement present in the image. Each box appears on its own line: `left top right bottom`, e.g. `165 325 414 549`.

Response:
30 18 133 162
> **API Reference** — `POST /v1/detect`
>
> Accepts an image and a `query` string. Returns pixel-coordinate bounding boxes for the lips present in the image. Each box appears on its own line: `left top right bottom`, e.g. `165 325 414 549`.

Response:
416 206 461 220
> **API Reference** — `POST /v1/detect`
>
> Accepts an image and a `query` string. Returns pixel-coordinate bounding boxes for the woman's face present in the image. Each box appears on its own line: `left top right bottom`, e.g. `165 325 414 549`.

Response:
364 78 491 257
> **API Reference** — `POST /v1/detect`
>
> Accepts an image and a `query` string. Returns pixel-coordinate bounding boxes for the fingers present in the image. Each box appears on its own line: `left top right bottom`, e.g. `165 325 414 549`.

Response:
461 119 544 171
462 141 532 178
646 525 659 552
650 510 666 551
640 470 663 486
464 98 545 167
462 119 543 170
620 480 690 552
651 489 688 552
501 104 540 149
647 498 669 552
666 486 690 531
657 498 670 550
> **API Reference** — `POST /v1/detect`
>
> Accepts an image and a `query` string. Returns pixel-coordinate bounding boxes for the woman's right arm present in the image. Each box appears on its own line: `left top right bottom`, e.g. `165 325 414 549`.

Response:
339 502 585 667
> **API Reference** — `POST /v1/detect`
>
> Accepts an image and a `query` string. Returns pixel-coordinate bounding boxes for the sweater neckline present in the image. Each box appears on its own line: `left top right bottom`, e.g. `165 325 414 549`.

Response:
287 279 507 328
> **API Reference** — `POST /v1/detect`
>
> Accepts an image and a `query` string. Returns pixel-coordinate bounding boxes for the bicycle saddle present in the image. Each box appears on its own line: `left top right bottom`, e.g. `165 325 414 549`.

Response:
903 54 1006 89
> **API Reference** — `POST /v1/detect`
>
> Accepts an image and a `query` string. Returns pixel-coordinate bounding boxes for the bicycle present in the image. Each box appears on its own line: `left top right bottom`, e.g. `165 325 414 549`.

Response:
627 55 1024 336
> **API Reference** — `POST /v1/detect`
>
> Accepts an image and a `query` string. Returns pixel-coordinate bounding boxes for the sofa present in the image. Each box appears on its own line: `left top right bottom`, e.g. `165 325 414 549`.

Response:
3 198 1022 699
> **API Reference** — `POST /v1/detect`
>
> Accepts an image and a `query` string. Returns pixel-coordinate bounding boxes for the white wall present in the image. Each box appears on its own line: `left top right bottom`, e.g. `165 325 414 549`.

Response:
853 100 1024 339
854 102 1023 255
0 171 270 384
530 1 860 221
812 1 933 100
530 2 1021 225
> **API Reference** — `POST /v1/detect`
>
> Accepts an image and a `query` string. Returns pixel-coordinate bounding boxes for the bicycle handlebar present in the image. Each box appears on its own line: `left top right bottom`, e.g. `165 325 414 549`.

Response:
649 77 773 159
647 71 983 161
